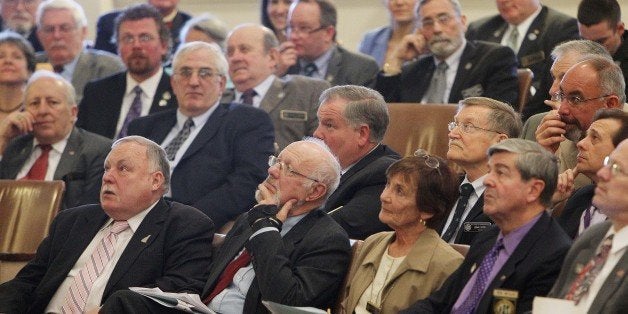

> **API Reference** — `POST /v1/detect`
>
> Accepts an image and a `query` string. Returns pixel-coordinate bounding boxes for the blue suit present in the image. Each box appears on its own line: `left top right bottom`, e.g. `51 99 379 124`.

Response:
358 26 391 67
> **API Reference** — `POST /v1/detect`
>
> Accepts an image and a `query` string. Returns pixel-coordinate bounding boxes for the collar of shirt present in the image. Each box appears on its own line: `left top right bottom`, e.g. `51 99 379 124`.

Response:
234 74 276 108
608 224 628 255
100 199 159 233
33 130 71 155
162 9 178 23
175 99 218 131
280 212 308 236
125 67 164 102
299 45 334 80
497 212 542 255
462 173 488 199
502 5 542 49
57 52 80 81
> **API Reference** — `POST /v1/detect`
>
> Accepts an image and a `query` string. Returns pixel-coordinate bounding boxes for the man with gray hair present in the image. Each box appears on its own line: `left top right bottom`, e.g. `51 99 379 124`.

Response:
402 138 572 314
313 85 400 239
35 0 124 103
0 135 214 313
0 70 111 209
0 0 43 51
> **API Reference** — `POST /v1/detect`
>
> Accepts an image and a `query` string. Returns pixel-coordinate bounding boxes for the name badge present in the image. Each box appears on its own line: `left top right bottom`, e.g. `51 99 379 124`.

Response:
520 51 545 67
280 110 308 121
461 84 483 98
492 289 518 314
462 222 491 233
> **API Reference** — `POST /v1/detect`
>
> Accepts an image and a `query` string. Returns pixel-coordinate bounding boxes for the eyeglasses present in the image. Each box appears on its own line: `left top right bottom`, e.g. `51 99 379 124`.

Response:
286 25 327 36
268 155 320 182
421 13 455 29
603 156 626 177
174 67 220 81
414 148 442 176
120 34 157 45
3 0 39 7
448 121 501 134
555 91 612 107
40 24 77 35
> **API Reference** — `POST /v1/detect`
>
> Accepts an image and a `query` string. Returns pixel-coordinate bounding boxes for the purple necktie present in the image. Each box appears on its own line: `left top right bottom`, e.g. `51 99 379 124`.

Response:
118 86 143 138
240 89 256 105
583 205 596 229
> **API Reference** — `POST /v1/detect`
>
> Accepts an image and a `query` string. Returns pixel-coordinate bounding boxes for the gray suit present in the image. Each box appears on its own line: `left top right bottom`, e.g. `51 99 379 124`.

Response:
549 221 628 313
36 49 125 103
221 75 329 151
0 127 112 209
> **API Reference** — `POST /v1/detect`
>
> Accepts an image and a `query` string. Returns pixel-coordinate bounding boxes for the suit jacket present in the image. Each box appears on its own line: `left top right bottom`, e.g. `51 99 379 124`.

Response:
201 209 351 313
94 10 191 54
377 40 519 106
77 71 178 139
221 75 329 151
358 26 392 67
401 212 572 314
558 184 596 239
127 104 275 228
615 32 628 96
325 144 400 240
437 192 494 245
0 19 43 52
287 45 379 88
35 49 125 103
466 5 579 119
0 199 215 313
0 127 111 209
548 221 628 313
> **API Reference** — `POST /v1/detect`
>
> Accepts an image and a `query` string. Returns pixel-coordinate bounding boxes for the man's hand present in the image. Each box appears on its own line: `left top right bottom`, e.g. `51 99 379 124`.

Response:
384 29 427 75
535 110 566 153
552 166 578 204
0 111 35 153
275 41 297 77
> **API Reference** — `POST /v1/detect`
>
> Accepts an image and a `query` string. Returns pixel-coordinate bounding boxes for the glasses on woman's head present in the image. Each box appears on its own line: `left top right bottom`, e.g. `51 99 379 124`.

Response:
414 148 442 176
268 155 320 182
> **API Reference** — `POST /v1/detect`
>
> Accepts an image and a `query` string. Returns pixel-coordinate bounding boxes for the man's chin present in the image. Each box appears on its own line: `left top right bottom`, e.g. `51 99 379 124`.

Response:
564 125 583 142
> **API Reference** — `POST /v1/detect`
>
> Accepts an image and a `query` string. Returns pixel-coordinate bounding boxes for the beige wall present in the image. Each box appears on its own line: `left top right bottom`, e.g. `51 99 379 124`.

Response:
79 0 627 52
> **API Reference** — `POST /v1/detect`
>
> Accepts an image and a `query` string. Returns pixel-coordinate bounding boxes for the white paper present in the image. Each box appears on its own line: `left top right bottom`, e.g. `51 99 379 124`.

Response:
532 296 582 314
262 300 327 314
129 287 216 314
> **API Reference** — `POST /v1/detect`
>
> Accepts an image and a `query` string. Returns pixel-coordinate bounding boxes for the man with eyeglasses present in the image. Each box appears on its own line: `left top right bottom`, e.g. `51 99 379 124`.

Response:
98 139 351 313
377 0 518 106
548 138 628 313
126 41 275 231
34 0 124 104
76 4 177 139
440 97 521 245
0 0 44 51
280 0 379 88
577 0 627 96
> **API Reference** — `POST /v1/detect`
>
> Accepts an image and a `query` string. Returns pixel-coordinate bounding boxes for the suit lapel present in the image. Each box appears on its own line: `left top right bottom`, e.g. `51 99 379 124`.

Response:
325 46 342 85
54 127 81 180
260 77 286 113
449 42 477 103
149 72 174 113
590 251 628 312
150 111 178 144
412 57 435 101
517 6 547 59
180 104 228 161
71 51 88 88
488 22 508 43
5 136 35 179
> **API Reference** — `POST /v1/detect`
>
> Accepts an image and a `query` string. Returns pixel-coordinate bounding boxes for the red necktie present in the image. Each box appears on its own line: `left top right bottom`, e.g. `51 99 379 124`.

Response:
23 144 52 180
203 249 252 304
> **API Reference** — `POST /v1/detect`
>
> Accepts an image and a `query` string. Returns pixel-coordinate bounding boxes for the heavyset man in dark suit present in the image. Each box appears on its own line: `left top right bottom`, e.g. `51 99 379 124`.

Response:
0 71 111 209
221 23 330 151
402 139 572 314
466 0 579 119
548 138 628 313
0 0 43 51
313 85 399 240
77 4 177 139
99 139 351 313
128 41 275 229
439 97 521 245
0 136 215 313
377 0 519 106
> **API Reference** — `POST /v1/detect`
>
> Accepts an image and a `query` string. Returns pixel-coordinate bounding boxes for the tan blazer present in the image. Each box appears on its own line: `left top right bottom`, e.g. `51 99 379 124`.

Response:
340 229 463 313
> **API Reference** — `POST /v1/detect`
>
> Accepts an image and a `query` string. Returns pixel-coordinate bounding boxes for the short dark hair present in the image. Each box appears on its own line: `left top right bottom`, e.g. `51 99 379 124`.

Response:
577 0 621 27
292 0 337 41
593 108 628 147
0 30 36 73
114 4 171 57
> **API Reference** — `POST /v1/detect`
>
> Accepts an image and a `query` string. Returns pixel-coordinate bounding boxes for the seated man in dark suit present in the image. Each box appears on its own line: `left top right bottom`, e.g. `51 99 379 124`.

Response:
222 23 330 151
99 139 351 313
0 71 111 209
0 0 43 51
440 97 521 245
548 138 628 313
281 0 379 88
128 41 275 229
313 85 400 239
377 0 518 106
77 4 177 139
402 139 572 314
555 109 627 239
466 0 578 119
0 135 214 313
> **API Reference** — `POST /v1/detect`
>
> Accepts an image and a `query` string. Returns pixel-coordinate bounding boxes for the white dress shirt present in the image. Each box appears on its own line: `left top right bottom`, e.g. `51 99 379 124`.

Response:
234 75 275 108
440 174 487 243
115 68 164 136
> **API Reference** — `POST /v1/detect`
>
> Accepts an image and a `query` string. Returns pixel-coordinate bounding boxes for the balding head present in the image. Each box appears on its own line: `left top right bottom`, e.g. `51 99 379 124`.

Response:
227 23 279 92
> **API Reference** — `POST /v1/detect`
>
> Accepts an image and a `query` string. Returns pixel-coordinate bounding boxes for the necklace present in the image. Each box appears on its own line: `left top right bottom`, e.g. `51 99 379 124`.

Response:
0 102 22 113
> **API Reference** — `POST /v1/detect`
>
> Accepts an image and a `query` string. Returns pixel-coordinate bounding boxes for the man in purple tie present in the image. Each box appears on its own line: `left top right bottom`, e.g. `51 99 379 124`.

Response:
401 139 572 314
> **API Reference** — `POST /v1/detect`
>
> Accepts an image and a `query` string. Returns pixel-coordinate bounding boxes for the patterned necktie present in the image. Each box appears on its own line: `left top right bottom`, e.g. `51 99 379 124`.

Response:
61 220 130 313
23 144 52 180
118 86 143 139
164 118 195 161
506 27 519 53
426 62 449 103
442 183 474 242
454 238 505 314
240 89 256 105
303 63 318 77
203 249 252 304
565 234 614 304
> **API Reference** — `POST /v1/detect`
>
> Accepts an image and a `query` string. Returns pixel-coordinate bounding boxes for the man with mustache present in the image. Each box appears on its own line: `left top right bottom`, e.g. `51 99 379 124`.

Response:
376 0 519 106
77 4 177 139
0 70 111 209
0 0 44 51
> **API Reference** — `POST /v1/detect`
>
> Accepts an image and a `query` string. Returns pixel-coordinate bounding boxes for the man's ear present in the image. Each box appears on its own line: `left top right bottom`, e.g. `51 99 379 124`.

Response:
526 179 545 204
357 124 371 146
305 182 327 202
152 171 165 192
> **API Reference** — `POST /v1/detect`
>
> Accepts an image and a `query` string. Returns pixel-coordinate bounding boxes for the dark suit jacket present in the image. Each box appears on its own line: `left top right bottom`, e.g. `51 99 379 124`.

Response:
558 184 595 239
287 45 379 88
127 104 275 228
614 32 628 96
94 10 191 54
438 192 494 245
401 212 572 314
376 40 519 106
221 75 329 151
324 144 400 240
0 127 111 209
76 71 178 139
201 209 351 313
549 221 628 313
0 199 214 313
466 5 578 119
0 19 43 52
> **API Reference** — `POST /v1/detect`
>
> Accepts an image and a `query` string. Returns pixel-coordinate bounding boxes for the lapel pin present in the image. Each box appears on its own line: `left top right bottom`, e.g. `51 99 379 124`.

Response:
69 150 75 156
325 74 334 83
493 30 501 38
162 91 171 100
616 269 625 278
277 92 285 99
465 63 472 70
575 263 584 274
500 275 506 281
528 33 537 41
141 235 151 243
159 99 168 107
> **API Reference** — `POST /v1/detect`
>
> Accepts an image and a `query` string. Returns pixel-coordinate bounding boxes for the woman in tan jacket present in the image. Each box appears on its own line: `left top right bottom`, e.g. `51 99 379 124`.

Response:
340 150 464 314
